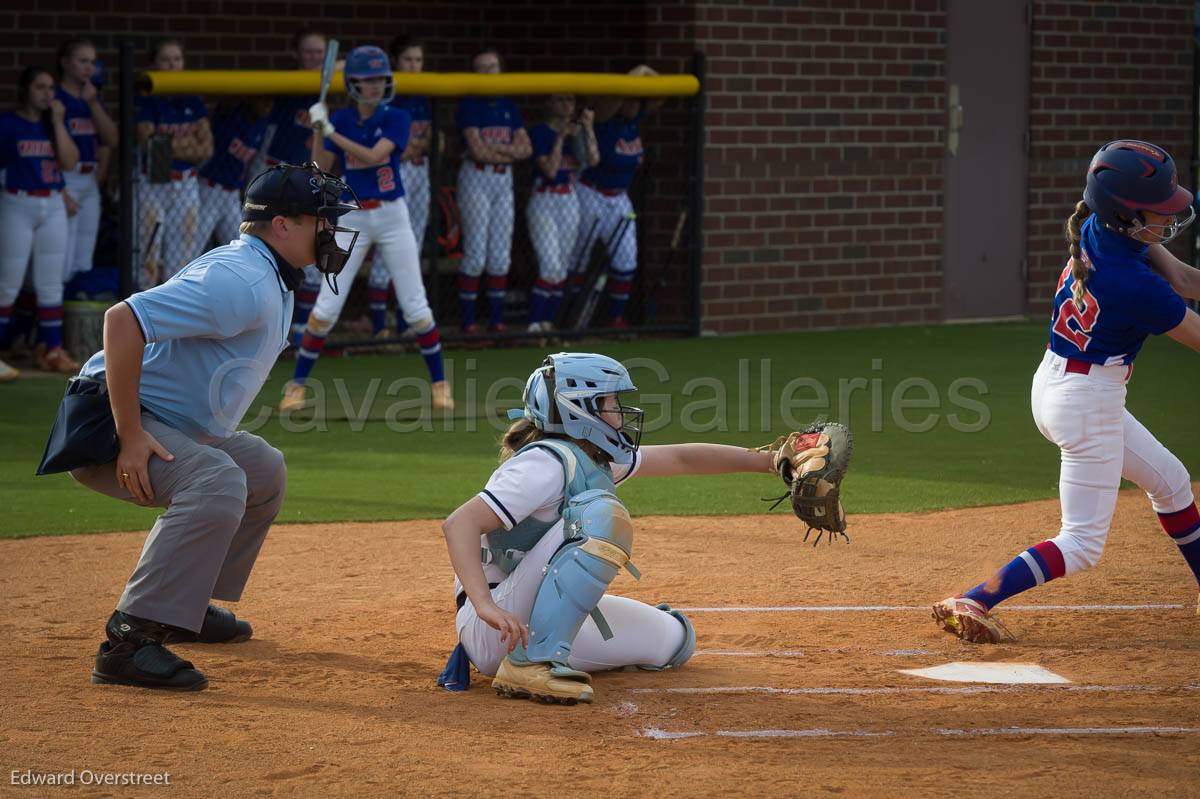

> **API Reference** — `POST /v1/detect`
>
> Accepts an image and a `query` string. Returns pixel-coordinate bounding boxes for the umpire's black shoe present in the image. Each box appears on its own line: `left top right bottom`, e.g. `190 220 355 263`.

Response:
91 611 208 691
162 605 253 645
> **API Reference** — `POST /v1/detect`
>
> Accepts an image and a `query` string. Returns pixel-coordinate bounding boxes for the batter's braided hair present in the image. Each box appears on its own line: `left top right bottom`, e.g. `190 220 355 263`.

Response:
1065 199 1093 308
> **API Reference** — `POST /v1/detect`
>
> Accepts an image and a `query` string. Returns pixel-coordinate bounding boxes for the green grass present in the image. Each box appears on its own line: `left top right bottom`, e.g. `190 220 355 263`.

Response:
4 320 1199 538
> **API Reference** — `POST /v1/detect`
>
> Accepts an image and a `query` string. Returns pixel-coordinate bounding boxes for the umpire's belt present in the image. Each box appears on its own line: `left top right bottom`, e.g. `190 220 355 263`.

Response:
36 376 120 475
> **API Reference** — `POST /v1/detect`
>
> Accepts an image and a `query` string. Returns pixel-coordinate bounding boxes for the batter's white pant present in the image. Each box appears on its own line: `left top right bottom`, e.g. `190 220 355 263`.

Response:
195 181 243 252
368 161 429 291
457 518 686 676
527 189 580 284
0 191 68 309
311 199 433 327
457 161 514 277
571 182 637 275
139 174 201 286
63 169 101 281
1032 349 1194 575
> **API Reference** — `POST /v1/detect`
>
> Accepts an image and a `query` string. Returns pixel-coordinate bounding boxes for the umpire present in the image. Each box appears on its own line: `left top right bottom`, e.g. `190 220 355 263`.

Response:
40 162 359 691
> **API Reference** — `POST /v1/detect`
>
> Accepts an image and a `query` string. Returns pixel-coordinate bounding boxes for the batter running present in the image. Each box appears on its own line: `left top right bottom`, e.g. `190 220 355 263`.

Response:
934 140 1200 642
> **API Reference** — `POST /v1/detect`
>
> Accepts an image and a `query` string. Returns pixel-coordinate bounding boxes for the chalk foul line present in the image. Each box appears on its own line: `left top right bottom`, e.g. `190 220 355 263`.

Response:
674 604 1184 613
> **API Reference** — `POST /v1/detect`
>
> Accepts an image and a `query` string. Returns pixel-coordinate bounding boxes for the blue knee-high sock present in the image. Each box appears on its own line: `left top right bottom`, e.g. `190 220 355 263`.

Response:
486 275 508 327
964 540 1066 610
606 268 635 320
11 289 35 344
1159 504 1200 586
545 283 566 324
458 274 479 328
528 279 554 325
367 285 389 334
293 331 326 383
415 324 445 383
37 305 65 350
0 305 12 349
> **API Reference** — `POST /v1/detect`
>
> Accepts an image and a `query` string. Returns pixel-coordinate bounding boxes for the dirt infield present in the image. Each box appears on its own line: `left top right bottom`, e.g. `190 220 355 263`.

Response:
3 487 1199 798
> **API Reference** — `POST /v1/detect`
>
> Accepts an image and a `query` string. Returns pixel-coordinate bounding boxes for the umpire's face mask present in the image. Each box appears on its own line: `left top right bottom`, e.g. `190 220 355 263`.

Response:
314 219 359 294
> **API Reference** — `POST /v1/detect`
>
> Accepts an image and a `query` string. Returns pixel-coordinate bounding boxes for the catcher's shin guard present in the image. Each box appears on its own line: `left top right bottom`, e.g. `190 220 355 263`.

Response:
498 490 638 702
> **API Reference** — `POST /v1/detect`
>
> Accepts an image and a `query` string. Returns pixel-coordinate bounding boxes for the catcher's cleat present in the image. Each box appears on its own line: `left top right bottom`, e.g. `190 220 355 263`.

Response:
932 596 1015 644
431 380 455 411
491 657 594 705
278 380 308 413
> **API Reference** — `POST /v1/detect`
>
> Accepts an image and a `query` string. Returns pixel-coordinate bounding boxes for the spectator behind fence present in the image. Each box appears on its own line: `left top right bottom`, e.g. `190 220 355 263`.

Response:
455 47 531 335
366 33 434 340
0 66 80 379
57 37 117 284
571 64 665 329
265 28 327 346
525 94 598 333
195 99 271 250
136 38 212 286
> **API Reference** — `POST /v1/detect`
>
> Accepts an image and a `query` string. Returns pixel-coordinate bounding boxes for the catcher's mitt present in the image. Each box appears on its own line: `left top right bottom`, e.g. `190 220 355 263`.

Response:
755 422 853 545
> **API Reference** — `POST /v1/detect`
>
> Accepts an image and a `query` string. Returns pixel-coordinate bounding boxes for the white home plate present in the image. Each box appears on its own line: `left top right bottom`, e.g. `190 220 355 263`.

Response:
899 662 1071 684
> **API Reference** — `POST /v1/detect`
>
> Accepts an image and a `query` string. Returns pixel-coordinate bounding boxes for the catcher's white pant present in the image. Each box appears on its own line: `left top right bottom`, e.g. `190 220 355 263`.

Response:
526 189 580 284
63 168 102 281
456 518 685 676
571 182 637 274
195 181 243 253
457 161 514 277
368 161 429 291
139 174 201 285
311 199 432 327
0 191 68 308
1031 349 1194 575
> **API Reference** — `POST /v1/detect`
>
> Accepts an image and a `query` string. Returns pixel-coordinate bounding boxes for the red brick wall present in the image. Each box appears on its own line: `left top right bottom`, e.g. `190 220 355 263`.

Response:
1025 0 1195 318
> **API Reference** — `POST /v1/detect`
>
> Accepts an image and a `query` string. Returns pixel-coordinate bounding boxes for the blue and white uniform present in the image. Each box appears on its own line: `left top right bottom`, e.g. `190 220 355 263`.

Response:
0 111 69 352
526 122 586 328
455 96 524 328
196 106 268 250
262 96 317 168
56 86 102 281
71 233 292 634
573 104 646 321
136 94 208 283
293 103 445 389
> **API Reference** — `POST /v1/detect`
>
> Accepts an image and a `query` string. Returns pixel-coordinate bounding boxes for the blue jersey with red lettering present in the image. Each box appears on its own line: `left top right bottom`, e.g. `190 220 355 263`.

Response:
324 104 409 201
136 95 208 172
54 87 99 166
1048 214 1187 365
581 103 644 192
528 123 582 188
265 95 316 165
391 95 431 163
199 106 269 189
0 111 64 191
456 97 522 158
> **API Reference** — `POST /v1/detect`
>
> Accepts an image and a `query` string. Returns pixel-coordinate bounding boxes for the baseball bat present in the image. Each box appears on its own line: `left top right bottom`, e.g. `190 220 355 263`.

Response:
574 212 635 331
310 39 340 162
644 210 688 325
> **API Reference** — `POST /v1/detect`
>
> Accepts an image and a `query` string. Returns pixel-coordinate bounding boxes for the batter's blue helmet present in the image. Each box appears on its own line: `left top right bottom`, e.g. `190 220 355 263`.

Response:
513 353 643 464
1083 140 1194 238
344 45 394 104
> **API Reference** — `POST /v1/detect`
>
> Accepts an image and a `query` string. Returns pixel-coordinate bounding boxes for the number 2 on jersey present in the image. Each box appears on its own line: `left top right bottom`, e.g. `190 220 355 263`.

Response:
1053 266 1100 350
376 166 395 192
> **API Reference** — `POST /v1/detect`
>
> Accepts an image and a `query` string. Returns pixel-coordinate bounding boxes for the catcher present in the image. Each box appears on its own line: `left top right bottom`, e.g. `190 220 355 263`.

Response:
439 352 853 704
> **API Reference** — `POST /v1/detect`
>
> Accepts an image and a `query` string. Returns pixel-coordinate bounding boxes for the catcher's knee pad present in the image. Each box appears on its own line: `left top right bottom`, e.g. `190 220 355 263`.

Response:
637 604 696 671
512 489 638 667
306 312 335 337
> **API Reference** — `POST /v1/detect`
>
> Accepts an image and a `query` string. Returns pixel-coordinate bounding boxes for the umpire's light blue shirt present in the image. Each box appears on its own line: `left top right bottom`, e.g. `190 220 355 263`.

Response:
81 235 294 442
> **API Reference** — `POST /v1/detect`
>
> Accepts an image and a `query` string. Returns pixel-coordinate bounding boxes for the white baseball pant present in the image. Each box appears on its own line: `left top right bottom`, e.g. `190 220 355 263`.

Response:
526 189 580 284
63 168 102 281
138 174 201 285
0 191 69 309
195 181 243 252
457 161 514 278
571 182 637 275
367 162 429 292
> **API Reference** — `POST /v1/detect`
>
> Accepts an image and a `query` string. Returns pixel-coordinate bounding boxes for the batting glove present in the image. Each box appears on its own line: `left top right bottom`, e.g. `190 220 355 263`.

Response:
308 102 331 135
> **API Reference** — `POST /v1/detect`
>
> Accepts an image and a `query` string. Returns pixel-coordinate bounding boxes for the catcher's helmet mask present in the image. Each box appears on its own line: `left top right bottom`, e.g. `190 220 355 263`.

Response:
1083 139 1195 244
242 161 361 293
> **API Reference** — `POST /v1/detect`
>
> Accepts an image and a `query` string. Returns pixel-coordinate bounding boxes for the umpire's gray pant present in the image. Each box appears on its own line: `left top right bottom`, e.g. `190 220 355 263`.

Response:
71 412 286 633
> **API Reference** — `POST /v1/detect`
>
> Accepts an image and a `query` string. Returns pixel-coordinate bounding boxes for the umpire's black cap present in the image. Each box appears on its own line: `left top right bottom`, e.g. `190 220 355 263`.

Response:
242 161 359 223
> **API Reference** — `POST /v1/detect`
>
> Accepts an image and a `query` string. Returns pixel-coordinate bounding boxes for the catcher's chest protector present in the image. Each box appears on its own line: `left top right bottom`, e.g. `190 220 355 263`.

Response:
481 440 616 575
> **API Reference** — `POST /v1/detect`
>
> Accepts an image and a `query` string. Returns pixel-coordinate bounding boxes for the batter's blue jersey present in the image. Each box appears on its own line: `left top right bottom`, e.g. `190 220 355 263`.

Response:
136 95 208 172
55 87 99 166
0 112 64 191
1048 215 1187 365
324 105 409 201
456 96 522 156
265 95 316 165
199 106 268 189
528 123 583 188
391 95 431 155
582 103 644 192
